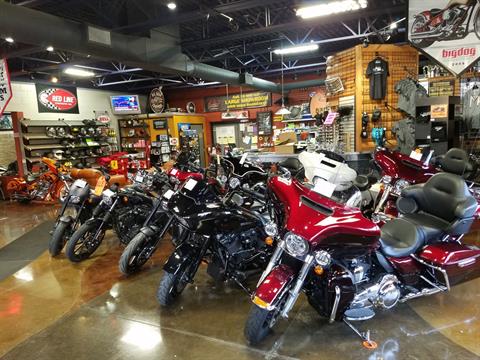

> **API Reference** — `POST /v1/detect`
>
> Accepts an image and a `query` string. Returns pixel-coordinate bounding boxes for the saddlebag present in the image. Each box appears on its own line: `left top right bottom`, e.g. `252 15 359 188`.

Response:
419 243 480 286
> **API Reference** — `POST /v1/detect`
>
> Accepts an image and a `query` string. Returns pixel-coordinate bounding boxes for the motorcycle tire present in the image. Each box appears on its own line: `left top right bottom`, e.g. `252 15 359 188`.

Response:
157 270 189 306
244 305 281 345
66 222 105 262
49 221 71 257
410 16 435 48
118 232 152 275
113 205 150 245
475 7 480 40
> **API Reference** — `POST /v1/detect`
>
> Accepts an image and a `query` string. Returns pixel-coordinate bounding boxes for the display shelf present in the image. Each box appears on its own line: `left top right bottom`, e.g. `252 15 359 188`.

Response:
24 143 109 151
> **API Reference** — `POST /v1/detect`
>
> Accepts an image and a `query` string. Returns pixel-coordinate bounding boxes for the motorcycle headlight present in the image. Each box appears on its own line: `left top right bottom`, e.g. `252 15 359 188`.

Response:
102 189 115 206
70 195 81 204
393 179 410 195
264 221 278 237
381 175 392 185
284 232 309 258
314 250 331 267
228 177 241 189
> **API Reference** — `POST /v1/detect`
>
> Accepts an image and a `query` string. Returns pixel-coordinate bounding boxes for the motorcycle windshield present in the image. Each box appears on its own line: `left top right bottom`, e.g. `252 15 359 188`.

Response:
269 176 379 246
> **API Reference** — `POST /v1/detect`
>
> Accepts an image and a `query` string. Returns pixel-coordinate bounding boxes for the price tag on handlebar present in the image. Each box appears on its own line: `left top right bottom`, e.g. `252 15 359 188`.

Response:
313 178 336 198
75 179 87 188
95 176 107 196
216 154 220 165
240 152 248 165
135 174 144 183
184 178 197 191
170 168 178 175
163 189 174 200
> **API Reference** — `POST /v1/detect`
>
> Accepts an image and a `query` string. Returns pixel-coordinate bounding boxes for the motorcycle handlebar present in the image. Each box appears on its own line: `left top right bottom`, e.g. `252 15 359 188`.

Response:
239 187 266 202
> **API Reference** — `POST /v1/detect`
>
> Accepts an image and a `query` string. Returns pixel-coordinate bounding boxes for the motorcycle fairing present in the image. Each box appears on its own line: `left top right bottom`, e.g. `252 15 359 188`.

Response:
374 149 435 183
168 167 203 182
269 176 380 247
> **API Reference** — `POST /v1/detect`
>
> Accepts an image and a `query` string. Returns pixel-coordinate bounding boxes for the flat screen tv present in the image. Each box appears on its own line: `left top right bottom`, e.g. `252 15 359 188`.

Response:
110 95 141 114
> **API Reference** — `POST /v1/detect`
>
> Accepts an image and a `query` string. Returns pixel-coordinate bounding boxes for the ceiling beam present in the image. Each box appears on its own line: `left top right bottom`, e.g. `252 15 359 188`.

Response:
182 5 404 48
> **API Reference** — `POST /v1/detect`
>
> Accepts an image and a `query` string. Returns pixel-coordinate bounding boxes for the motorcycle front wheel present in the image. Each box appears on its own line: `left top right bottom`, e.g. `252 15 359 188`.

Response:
118 232 152 275
157 270 190 306
244 304 283 345
66 222 105 262
49 221 72 257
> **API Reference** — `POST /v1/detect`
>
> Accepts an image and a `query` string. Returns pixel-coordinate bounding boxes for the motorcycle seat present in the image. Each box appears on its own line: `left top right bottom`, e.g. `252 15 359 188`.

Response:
436 148 476 180
380 173 477 258
430 8 443 16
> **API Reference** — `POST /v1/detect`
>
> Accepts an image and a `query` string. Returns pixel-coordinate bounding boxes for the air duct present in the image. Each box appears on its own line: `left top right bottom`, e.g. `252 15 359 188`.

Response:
0 2 324 93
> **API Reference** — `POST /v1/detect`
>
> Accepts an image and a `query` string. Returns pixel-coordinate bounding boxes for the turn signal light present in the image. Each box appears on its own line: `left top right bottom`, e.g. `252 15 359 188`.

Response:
314 265 324 276
122 196 129 203
265 237 274 246
252 296 269 309
88 197 93 204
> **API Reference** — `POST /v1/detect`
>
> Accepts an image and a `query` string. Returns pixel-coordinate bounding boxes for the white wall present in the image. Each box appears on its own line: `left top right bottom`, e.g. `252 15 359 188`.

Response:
0 81 147 166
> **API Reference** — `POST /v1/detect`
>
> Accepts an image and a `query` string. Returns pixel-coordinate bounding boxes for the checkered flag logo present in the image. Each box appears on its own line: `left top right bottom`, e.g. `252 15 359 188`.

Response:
38 88 61 110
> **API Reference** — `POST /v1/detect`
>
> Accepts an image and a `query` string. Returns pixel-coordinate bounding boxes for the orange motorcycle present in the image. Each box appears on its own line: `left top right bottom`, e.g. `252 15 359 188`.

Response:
7 158 71 203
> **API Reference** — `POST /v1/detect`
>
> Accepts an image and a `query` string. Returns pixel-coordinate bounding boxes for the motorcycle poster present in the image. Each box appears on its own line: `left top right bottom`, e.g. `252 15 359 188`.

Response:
408 0 480 75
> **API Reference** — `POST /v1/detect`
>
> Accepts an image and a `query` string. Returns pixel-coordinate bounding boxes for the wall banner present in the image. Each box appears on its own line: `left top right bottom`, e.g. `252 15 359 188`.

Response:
204 91 271 112
36 83 79 113
0 59 12 116
408 1 480 75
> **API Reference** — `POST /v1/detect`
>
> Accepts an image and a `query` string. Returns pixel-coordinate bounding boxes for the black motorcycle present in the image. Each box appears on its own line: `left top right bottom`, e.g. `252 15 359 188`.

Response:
65 173 163 263
48 178 102 256
156 176 275 306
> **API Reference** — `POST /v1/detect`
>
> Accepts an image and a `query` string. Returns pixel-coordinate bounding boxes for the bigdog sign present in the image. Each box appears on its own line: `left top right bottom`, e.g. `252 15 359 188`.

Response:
36 83 79 113
408 0 480 75
0 59 12 116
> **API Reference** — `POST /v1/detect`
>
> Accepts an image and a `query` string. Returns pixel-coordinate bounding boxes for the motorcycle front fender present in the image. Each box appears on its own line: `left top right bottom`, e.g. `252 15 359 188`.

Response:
252 264 296 310
84 217 103 227
163 242 199 275
139 225 160 238
58 215 74 225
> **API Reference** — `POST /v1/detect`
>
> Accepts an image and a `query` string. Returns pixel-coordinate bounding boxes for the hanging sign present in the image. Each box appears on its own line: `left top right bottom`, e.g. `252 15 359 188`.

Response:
36 84 79 113
149 87 165 113
408 1 480 75
205 91 271 112
0 59 13 116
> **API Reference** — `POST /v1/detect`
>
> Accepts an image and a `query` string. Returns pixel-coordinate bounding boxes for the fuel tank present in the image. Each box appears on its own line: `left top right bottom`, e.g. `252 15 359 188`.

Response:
269 176 380 248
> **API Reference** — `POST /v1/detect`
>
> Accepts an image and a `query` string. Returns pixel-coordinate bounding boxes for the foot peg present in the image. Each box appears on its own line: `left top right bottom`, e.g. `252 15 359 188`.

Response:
343 318 378 350
344 307 375 321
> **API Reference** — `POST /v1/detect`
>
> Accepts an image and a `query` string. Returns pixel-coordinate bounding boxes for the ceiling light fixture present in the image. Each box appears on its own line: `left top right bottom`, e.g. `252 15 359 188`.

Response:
273 43 319 55
5 37 14 43
275 54 291 116
296 0 367 19
51 76 58 83
46 46 54 52
167 2 176 10
64 67 95 77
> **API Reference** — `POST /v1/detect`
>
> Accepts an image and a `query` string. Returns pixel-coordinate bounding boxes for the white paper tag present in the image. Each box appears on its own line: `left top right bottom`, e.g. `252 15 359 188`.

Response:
135 175 144 183
216 154 221 165
170 168 178 175
74 179 87 188
240 152 248 165
313 179 336 198
184 178 197 191
102 189 115 197
409 151 422 161
163 189 174 200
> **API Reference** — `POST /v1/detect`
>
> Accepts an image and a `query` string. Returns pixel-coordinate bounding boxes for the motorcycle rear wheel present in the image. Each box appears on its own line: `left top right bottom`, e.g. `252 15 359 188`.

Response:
118 232 152 275
157 270 189 306
410 16 435 48
49 221 72 257
244 304 282 345
474 7 480 40
66 222 104 262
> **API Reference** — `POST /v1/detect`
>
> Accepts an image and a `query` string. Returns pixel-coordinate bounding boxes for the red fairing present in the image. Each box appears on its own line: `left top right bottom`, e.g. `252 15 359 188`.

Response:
254 265 295 305
269 176 380 247
374 149 436 183
419 243 480 285
168 168 203 182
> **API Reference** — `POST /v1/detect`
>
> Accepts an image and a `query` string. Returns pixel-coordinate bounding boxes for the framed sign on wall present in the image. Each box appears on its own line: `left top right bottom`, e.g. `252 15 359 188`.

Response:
257 111 272 136
36 84 79 113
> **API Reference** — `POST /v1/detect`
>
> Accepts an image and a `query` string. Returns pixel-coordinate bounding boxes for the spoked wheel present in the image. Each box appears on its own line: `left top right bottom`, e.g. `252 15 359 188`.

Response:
410 16 435 48
475 7 480 40
244 304 283 345
49 221 72 257
118 233 152 275
157 269 191 306
66 222 105 262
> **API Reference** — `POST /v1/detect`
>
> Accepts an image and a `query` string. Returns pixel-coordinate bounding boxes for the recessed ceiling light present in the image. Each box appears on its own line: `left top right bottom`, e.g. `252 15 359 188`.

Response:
64 67 95 77
167 2 176 10
5 37 14 43
51 76 58 83
46 46 54 52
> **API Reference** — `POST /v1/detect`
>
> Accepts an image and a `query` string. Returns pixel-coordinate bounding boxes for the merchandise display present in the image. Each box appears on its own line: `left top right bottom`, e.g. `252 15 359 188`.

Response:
3 1 480 359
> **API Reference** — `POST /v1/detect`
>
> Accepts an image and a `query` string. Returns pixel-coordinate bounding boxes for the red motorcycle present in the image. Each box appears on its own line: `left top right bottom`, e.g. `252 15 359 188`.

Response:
410 0 480 48
244 172 480 347
372 147 477 220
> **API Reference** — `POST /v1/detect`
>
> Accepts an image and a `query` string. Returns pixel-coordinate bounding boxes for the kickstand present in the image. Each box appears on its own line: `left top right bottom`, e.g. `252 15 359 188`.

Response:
343 318 378 350
232 277 252 296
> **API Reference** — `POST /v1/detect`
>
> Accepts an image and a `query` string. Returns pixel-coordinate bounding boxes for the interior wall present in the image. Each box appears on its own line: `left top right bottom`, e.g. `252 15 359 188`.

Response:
0 81 147 166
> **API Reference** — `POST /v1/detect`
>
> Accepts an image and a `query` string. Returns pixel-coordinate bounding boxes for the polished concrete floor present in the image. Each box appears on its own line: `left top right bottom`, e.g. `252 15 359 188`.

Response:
0 202 479 360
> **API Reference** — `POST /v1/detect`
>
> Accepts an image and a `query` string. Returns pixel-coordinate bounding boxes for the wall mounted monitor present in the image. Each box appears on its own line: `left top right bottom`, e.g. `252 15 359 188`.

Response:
110 95 141 114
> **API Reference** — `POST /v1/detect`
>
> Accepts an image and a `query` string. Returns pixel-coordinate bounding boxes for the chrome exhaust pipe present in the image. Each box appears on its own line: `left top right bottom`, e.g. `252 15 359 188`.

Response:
410 30 441 40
